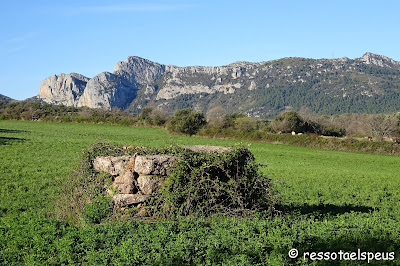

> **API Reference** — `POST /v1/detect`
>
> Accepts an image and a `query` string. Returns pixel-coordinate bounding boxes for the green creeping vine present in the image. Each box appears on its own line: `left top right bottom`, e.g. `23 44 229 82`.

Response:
153 146 274 218
57 142 275 224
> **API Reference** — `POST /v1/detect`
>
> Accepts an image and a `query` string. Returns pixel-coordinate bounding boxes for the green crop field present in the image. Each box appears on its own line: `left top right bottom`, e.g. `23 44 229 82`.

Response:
1 120 400 265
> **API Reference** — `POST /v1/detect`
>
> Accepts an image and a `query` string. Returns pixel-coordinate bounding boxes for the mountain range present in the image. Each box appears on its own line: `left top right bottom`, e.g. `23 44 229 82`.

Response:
27 52 400 117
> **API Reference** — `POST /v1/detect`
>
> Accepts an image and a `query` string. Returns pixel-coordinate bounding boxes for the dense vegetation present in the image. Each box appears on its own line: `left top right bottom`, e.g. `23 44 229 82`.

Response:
2 101 400 156
1 121 400 264
0 101 137 125
166 108 206 136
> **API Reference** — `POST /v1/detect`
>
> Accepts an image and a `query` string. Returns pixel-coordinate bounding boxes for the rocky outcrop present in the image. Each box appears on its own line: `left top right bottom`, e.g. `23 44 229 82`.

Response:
152 62 260 101
114 56 166 85
76 72 137 110
38 73 89 106
360 52 400 68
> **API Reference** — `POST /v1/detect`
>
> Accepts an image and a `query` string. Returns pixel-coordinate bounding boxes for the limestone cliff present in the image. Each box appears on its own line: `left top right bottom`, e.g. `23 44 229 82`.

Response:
77 72 136 110
36 52 400 116
360 52 400 68
38 73 89 106
114 56 166 85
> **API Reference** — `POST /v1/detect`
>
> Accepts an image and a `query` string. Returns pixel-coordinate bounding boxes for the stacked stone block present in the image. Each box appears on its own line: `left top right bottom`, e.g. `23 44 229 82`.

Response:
93 154 176 207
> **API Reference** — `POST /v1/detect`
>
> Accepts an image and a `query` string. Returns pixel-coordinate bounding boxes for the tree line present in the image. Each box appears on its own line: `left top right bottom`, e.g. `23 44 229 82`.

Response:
1 101 400 142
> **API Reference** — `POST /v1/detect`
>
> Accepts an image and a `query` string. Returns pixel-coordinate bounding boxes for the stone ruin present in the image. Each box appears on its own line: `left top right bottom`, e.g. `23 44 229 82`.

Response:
93 154 176 207
92 145 231 208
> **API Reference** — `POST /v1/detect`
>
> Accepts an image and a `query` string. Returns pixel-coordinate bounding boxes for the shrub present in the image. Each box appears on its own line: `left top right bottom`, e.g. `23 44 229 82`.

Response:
222 113 247 128
137 106 153 123
206 106 227 127
235 117 258 132
20 110 32 121
152 146 275 218
271 111 306 133
149 108 169 126
321 126 346 137
137 106 169 126
167 108 206 135
0 101 138 126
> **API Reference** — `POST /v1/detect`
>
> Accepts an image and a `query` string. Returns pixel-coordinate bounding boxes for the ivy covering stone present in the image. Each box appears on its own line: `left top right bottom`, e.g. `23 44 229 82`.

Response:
57 142 275 224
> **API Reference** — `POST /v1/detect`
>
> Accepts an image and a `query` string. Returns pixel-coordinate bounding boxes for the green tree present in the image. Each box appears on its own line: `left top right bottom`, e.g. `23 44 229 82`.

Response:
167 108 206 135
206 106 226 127
137 106 153 124
235 116 258 132
222 112 247 128
138 106 169 126
272 111 306 133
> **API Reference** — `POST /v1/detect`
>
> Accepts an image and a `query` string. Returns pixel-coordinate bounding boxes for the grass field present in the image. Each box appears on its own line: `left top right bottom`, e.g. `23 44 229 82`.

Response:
1 120 400 265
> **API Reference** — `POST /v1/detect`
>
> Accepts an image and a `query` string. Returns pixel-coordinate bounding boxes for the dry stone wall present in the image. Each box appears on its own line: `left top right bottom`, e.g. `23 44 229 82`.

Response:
93 154 177 207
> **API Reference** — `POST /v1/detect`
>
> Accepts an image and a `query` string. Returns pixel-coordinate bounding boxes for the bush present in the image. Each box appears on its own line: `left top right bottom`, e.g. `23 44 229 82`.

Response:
0 101 138 126
153 146 275 218
149 108 169 126
235 116 258 132
206 106 227 127
137 106 169 126
167 108 206 135
20 110 32 121
137 106 153 124
222 113 247 128
271 111 306 133
321 126 346 137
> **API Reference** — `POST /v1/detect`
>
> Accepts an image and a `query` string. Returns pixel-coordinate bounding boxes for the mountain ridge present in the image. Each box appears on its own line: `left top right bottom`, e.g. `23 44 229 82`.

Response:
0 94 16 104
37 52 400 118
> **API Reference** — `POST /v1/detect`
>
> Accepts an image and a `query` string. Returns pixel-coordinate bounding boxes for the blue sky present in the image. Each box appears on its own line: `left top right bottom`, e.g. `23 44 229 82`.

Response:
1 0 400 100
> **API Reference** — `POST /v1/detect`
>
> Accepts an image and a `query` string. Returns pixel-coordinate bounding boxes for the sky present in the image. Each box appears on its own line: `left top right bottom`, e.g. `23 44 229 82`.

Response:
1 0 400 100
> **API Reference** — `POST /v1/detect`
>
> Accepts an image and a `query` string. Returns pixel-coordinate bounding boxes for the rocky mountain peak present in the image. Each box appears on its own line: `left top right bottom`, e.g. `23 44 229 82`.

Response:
225 61 257 67
114 56 165 85
38 73 89 106
360 52 399 68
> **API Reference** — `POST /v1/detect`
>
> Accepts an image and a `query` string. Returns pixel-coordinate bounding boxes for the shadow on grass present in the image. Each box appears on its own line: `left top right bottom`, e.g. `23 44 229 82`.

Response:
0 128 29 145
0 128 29 134
277 203 375 216
0 136 27 145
